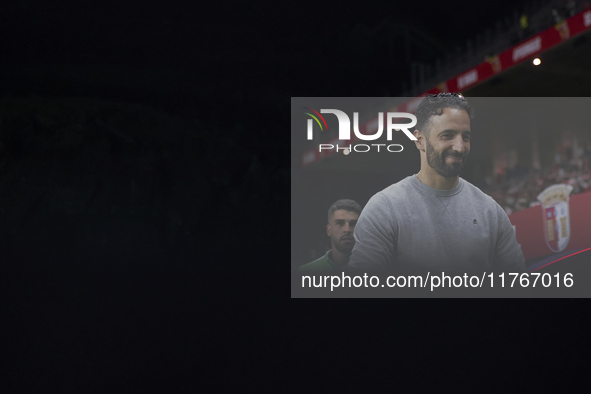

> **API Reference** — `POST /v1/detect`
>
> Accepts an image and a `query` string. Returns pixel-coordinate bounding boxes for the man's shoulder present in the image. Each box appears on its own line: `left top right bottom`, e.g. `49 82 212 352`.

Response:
375 175 417 199
361 176 418 217
460 178 496 203
459 178 506 217
298 252 335 274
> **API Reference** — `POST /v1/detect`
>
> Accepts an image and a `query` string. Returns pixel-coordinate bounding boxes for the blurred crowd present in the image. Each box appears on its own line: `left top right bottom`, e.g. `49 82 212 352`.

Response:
482 145 591 215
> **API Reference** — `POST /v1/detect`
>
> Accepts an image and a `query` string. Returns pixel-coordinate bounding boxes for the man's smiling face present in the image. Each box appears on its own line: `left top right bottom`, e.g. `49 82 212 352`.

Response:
424 107 471 178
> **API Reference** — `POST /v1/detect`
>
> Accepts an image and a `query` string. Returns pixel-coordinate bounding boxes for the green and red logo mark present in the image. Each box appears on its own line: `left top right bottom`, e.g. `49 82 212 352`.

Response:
303 107 329 138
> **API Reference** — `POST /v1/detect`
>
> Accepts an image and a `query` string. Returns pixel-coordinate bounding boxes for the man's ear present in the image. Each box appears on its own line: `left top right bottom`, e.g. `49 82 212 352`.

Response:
414 130 425 151
326 224 331 237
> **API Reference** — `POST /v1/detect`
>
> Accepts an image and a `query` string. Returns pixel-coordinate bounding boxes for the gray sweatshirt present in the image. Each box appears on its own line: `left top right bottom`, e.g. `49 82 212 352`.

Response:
348 175 525 273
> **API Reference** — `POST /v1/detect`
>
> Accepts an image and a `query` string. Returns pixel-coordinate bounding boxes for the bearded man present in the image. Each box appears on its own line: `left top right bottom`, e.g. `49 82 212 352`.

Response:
348 93 525 274
299 199 362 274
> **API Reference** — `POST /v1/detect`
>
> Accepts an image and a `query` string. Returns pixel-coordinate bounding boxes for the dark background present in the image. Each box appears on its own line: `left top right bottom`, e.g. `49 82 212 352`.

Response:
3 0 586 389
2 2 287 390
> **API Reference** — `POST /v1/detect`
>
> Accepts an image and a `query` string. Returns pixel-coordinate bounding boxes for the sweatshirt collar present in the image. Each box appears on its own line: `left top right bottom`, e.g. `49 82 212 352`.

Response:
410 174 464 197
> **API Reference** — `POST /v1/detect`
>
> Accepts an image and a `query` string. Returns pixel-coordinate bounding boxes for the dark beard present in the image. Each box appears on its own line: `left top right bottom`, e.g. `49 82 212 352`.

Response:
334 240 354 255
426 139 468 178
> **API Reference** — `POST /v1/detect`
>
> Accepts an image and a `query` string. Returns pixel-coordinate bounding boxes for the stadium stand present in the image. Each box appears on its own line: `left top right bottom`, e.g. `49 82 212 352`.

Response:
293 1 591 270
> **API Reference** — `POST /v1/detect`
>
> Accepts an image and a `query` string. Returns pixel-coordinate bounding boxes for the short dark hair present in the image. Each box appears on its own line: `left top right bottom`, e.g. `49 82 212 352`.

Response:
415 93 475 136
327 199 362 223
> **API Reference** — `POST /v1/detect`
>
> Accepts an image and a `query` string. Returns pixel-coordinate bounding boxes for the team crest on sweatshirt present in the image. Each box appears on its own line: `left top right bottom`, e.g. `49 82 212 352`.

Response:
537 184 573 253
